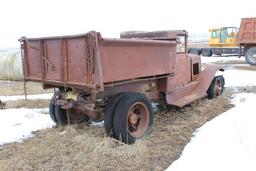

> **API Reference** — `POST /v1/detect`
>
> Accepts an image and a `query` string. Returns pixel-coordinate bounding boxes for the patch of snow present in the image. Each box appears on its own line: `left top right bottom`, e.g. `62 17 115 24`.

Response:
202 56 244 63
0 93 53 101
0 108 55 146
217 69 256 87
167 93 256 171
91 120 104 127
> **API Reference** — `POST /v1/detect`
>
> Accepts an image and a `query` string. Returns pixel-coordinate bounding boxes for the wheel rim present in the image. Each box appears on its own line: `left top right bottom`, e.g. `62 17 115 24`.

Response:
214 79 223 96
127 102 149 138
248 51 256 63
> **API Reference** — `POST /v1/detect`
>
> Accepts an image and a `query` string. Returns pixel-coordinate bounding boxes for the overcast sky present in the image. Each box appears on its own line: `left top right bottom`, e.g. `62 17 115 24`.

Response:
0 0 255 48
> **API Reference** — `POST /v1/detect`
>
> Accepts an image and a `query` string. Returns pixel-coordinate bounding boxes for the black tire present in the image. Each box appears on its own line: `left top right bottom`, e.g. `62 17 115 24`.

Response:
55 105 68 125
245 47 256 65
202 48 212 57
49 97 57 123
189 48 201 55
104 92 128 137
49 91 62 123
207 75 225 99
51 90 90 125
113 93 153 144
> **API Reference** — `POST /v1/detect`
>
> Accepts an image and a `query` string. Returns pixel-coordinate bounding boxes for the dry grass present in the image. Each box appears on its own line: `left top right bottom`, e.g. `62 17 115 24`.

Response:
0 90 234 171
0 81 53 96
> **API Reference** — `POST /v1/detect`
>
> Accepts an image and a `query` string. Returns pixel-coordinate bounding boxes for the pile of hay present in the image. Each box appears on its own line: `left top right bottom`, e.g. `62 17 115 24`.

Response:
0 48 23 81
0 100 6 109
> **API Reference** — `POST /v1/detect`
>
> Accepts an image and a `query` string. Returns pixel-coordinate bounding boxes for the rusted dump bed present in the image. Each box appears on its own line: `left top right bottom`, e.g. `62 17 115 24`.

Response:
238 18 256 45
20 31 176 91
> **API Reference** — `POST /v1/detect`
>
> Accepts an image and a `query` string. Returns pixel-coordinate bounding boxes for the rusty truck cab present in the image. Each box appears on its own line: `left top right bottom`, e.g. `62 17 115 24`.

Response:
120 30 201 90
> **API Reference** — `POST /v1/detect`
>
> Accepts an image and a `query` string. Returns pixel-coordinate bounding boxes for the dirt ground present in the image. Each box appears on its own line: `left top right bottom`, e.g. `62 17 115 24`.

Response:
0 81 53 96
5 99 49 109
0 59 256 171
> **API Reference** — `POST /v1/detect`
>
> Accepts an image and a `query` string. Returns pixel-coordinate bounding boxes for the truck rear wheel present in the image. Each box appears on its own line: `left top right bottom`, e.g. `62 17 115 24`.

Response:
202 48 212 57
49 96 57 123
49 91 62 123
54 106 90 125
207 75 225 99
54 105 68 125
113 93 153 144
245 47 256 65
104 92 128 137
50 91 90 125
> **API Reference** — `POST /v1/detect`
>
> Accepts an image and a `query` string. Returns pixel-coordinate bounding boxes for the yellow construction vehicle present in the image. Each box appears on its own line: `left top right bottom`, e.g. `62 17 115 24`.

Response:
189 27 244 57
209 27 238 47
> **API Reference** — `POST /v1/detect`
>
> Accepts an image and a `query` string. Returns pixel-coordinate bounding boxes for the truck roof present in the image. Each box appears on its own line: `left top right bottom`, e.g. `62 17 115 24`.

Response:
120 30 187 40
210 27 238 31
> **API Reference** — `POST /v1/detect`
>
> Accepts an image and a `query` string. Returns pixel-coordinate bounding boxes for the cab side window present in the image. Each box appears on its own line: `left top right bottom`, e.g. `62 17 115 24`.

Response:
176 36 186 53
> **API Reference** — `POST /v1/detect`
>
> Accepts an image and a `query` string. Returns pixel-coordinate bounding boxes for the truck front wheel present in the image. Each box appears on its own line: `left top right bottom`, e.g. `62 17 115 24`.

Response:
245 47 256 65
113 93 153 144
207 76 225 99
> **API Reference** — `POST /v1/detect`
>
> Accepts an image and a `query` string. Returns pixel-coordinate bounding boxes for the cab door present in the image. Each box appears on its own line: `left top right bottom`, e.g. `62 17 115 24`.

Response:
173 35 191 86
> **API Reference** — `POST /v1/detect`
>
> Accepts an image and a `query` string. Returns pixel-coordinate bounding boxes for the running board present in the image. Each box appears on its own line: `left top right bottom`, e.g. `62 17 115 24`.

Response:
166 81 202 107
168 93 204 107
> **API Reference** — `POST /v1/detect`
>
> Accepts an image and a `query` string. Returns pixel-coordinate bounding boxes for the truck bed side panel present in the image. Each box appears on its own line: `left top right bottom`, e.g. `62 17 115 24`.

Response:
22 32 177 90
100 39 176 83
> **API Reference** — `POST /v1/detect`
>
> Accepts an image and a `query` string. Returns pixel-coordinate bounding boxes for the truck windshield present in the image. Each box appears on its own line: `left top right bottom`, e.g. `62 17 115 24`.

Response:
211 30 219 38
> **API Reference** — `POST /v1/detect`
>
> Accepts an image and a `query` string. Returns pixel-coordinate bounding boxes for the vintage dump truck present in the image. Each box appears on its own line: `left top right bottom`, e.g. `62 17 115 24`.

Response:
237 17 256 65
19 30 224 144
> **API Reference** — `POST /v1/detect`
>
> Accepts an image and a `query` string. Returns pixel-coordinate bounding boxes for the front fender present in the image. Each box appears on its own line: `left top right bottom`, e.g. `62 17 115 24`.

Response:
195 64 224 95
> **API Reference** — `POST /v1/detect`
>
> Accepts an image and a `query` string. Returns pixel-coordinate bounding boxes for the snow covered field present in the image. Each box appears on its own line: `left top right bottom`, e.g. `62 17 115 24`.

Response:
218 69 256 87
167 93 256 171
167 56 256 171
201 56 244 63
0 108 55 146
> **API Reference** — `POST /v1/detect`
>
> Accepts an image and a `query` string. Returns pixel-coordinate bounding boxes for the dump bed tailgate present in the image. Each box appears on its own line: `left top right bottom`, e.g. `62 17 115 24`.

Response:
238 18 256 45
21 33 95 88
